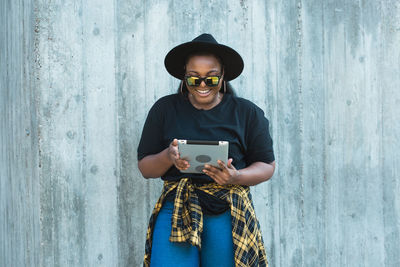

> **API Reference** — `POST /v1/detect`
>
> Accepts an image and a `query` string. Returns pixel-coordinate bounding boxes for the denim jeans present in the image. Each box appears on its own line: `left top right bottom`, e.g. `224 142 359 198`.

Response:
150 200 235 267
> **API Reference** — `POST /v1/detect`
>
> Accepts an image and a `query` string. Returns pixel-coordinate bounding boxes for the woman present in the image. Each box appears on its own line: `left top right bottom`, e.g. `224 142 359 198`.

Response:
137 33 276 267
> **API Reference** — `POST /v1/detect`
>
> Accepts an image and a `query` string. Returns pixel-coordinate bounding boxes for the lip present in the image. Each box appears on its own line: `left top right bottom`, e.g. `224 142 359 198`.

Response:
194 88 212 97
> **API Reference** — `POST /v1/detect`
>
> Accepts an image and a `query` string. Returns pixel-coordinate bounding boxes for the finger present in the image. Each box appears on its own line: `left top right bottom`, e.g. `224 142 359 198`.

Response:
227 159 237 173
176 158 189 164
203 166 227 184
169 141 178 152
171 138 178 147
203 169 223 184
175 162 185 168
203 164 222 174
202 167 216 176
176 164 189 170
170 147 180 159
170 141 179 152
221 159 236 172
176 159 189 168
217 160 229 171
176 158 189 165
227 158 234 168
171 152 180 162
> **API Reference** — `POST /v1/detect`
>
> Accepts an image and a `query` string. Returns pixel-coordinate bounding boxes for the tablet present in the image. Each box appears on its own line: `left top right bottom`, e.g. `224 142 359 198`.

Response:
177 140 229 174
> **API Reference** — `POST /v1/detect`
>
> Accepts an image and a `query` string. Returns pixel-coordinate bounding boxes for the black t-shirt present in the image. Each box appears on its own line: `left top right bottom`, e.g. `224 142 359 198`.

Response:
137 93 275 183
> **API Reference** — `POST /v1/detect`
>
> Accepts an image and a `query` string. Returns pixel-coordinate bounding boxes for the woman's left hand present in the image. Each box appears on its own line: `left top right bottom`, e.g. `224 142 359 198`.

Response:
202 159 240 185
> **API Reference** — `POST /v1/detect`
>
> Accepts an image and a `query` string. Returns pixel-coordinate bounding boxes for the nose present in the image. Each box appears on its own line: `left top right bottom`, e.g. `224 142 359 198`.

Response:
200 80 207 87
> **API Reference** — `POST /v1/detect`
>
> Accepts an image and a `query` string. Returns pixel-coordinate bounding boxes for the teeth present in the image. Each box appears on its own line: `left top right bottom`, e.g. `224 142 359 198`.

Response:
196 89 211 94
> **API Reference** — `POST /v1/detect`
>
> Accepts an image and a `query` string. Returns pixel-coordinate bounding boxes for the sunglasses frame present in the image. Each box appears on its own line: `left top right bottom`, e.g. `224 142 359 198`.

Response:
184 75 222 87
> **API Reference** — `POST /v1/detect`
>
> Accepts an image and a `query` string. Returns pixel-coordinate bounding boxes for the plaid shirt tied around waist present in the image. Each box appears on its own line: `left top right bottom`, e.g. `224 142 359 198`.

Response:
143 178 268 267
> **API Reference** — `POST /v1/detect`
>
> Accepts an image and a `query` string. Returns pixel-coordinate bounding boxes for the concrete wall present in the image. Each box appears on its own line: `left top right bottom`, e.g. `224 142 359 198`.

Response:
1 0 400 266
1 0 40 266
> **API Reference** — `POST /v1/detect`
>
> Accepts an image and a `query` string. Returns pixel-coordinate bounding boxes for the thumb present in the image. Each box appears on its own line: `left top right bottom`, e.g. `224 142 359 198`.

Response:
171 138 178 146
227 158 233 168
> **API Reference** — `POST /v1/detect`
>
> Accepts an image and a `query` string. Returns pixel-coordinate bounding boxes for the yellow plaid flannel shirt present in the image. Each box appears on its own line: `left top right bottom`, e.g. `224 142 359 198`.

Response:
143 178 268 267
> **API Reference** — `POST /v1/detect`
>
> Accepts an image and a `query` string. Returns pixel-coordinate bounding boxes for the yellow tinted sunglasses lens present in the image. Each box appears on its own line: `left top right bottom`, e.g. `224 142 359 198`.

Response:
186 76 199 86
207 76 220 86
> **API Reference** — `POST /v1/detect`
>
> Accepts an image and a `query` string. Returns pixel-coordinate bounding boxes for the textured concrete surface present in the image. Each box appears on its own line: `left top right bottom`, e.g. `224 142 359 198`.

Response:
1 0 400 266
1 0 40 266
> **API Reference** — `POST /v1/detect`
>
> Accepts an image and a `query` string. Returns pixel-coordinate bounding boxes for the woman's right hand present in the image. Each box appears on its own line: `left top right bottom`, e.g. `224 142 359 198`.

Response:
168 139 190 171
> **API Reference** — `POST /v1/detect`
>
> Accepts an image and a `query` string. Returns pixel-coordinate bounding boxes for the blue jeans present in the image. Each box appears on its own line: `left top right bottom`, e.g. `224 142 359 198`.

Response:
150 200 235 267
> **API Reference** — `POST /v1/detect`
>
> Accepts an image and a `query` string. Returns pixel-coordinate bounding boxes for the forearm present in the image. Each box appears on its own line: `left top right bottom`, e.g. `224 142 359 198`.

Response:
138 148 173 178
234 161 275 186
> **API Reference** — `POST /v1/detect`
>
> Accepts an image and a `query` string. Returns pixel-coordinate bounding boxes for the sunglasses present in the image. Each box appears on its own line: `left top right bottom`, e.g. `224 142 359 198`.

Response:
184 75 222 87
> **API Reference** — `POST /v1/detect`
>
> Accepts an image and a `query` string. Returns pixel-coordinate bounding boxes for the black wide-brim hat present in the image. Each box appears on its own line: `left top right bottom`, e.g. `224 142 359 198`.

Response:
164 33 244 81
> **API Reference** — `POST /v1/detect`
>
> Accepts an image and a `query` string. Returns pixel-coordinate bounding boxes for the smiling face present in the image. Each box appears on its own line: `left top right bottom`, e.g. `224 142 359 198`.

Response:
184 54 224 110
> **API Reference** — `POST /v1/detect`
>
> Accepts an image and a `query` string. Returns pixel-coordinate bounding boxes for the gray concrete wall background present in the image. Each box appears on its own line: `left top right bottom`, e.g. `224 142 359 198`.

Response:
1 0 40 266
1 0 400 266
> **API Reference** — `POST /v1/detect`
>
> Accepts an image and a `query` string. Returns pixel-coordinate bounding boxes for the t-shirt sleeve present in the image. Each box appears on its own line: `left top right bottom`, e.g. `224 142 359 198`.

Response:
245 106 275 165
137 101 166 161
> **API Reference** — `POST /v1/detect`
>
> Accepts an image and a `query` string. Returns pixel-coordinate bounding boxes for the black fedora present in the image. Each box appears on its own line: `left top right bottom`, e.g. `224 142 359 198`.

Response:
164 33 244 81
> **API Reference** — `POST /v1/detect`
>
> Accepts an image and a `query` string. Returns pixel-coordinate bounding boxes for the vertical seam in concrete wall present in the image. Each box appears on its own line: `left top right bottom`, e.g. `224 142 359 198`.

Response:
113 0 120 203
359 0 367 265
112 0 121 265
296 0 305 265
33 0 42 171
321 0 328 264
28 0 40 264
378 0 386 263
32 1 46 263
79 0 88 264
273 3 282 265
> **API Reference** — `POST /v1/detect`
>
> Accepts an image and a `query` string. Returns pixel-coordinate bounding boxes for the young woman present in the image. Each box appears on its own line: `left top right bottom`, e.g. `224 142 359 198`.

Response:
137 33 276 267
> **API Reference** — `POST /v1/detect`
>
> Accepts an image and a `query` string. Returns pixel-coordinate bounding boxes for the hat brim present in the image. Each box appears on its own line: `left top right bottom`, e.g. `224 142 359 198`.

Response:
164 41 244 81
